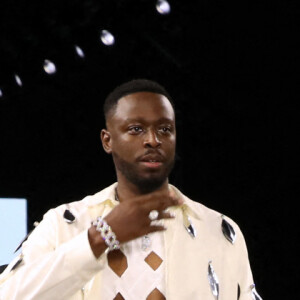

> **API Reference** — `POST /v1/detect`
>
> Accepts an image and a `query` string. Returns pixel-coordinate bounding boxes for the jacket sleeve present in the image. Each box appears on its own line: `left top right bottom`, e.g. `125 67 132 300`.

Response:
235 226 260 300
0 209 107 300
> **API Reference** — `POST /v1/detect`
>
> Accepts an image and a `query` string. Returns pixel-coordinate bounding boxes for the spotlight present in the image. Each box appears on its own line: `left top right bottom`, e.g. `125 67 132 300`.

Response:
75 45 85 58
43 60 57 74
100 30 115 46
14 74 22 87
156 0 171 15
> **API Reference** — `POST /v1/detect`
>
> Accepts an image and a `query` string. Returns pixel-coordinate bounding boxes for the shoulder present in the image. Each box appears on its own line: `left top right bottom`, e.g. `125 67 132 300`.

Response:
28 183 117 239
171 185 245 241
23 183 117 250
47 183 118 218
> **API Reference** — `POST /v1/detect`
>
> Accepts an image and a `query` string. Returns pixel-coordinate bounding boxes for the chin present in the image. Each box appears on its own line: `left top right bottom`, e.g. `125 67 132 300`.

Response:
133 177 166 193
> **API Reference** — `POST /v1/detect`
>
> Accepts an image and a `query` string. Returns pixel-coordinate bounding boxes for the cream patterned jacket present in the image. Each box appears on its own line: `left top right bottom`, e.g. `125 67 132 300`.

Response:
0 183 257 300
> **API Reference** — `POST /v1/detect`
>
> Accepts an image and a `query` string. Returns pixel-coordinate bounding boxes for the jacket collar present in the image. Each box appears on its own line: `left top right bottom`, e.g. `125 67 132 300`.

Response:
85 182 202 220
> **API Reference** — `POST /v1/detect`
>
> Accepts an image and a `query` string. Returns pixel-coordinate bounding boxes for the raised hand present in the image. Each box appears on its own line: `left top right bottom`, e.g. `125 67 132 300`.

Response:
88 189 182 258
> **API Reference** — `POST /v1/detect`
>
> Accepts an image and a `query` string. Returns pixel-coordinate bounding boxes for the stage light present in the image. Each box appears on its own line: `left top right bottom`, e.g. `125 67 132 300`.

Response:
75 45 85 58
14 74 22 86
100 30 115 46
43 59 57 74
156 0 171 15
1 2 174 98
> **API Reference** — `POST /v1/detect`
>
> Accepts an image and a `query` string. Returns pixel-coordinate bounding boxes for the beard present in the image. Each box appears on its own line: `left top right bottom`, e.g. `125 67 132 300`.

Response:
112 152 175 193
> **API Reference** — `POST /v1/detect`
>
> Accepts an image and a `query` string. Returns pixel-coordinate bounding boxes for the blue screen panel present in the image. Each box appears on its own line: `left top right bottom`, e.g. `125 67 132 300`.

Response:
0 198 27 265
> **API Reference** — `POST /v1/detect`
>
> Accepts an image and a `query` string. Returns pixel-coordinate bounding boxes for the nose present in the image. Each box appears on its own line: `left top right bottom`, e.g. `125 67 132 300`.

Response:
143 129 161 148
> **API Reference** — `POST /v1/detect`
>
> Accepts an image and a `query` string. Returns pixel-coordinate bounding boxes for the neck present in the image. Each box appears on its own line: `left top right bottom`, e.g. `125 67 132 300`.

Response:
115 178 169 202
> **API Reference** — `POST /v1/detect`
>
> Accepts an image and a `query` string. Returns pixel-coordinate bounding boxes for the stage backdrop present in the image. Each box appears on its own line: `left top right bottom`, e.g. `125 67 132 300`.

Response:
0 0 297 298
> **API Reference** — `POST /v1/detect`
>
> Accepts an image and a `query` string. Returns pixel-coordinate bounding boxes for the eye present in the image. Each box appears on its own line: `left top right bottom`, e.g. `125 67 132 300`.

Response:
159 126 172 133
128 126 143 134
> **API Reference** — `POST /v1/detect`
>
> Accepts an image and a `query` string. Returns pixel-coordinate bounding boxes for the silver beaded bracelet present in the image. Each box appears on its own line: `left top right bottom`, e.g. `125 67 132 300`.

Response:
92 216 120 251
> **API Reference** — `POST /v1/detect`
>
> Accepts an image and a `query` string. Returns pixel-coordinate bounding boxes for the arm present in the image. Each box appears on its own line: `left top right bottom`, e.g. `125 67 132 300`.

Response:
0 209 107 300
0 190 181 300
235 227 261 300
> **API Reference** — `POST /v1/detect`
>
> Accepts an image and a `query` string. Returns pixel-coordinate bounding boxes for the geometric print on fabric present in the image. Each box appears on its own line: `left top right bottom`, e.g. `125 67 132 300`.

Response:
146 287 166 300
108 250 128 277
144 251 163 271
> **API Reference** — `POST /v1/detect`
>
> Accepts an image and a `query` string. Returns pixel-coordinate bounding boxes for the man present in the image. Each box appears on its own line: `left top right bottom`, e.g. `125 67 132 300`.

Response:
0 79 262 299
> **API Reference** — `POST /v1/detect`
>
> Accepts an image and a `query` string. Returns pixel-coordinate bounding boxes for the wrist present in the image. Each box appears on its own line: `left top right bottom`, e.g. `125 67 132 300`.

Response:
92 217 120 251
88 226 108 258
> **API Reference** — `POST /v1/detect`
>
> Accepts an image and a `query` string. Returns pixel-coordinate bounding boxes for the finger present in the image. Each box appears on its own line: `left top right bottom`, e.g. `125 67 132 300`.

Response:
147 225 166 234
144 195 180 212
169 188 184 205
158 196 181 211
157 211 175 220
150 211 175 225
150 220 163 226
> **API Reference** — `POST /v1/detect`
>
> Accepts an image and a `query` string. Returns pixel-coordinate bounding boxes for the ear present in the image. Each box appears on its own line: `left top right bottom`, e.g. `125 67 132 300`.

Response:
101 129 112 154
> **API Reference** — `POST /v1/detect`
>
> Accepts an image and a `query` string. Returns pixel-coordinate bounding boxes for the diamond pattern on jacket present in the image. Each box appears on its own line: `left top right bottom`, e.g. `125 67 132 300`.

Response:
108 249 128 277
113 292 125 300
146 288 166 300
144 251 163 271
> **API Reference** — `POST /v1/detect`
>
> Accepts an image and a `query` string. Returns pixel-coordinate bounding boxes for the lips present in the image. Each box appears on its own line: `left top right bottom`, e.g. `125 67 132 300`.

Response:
139 153 164 163
138 153 164 169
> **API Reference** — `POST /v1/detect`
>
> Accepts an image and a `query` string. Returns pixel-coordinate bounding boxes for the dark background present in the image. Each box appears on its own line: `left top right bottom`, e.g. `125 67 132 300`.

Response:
0 0 297 298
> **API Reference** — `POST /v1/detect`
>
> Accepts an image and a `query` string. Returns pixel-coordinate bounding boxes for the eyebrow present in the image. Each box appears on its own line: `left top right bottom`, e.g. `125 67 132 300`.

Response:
124 117 175 123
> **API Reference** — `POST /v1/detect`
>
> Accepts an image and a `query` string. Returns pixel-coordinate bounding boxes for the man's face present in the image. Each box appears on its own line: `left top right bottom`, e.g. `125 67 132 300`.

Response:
102 92 176 192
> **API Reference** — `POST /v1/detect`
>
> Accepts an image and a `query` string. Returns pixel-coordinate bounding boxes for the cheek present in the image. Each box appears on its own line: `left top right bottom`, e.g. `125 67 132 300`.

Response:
111 137 140 156
164 136 176 151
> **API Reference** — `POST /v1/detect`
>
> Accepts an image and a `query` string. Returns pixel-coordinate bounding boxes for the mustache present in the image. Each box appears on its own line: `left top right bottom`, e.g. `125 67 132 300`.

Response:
137 149 165 161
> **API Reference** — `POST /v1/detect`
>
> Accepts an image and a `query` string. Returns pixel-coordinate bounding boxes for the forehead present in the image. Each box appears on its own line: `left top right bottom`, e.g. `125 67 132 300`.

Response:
110 92 175 124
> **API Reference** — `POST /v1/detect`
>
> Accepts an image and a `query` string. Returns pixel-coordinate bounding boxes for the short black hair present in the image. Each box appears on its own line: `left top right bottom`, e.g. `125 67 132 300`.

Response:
103 79 174 122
